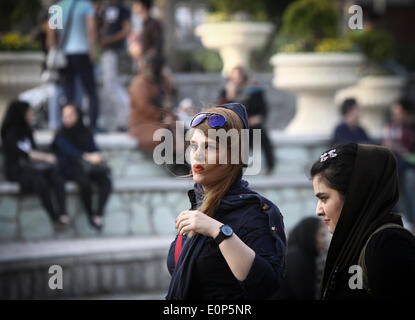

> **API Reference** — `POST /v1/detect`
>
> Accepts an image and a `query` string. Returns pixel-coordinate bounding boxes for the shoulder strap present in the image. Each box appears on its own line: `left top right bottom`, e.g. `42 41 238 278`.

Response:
58 0 78 49
358 223 408 294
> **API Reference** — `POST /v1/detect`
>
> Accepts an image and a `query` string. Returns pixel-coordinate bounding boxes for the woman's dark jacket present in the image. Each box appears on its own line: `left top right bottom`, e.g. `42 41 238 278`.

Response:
52 117 99 179
1 127 36 181
218 86 268 119
166 176 287 300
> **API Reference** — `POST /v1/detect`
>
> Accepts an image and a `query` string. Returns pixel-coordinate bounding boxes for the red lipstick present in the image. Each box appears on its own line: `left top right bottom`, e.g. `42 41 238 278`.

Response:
193 164 204 173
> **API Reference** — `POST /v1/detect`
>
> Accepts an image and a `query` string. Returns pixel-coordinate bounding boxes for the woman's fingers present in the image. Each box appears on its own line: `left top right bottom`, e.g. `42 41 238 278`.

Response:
177 219 192 235
179 224 193 235
176 210 192 228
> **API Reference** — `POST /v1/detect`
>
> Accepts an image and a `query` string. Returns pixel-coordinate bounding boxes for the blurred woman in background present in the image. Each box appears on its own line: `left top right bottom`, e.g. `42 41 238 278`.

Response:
274 217 328 300
1 100 69 228
52 104 112 230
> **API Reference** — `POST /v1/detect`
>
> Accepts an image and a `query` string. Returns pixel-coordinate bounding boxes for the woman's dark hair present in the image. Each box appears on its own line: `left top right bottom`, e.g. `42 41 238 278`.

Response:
135 0 152 9
310 143 358 197
340 98 357 116
288 216 322 257
397 98 414 114
1 100 31 141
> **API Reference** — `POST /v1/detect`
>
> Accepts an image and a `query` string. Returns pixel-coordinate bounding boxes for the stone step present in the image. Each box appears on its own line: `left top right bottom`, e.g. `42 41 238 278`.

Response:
0 130 332 180
0 236 172 299
0 175 315 242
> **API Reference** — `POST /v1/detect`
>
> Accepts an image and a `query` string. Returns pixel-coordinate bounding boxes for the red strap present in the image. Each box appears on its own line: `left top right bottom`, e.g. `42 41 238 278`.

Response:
174 234 183 266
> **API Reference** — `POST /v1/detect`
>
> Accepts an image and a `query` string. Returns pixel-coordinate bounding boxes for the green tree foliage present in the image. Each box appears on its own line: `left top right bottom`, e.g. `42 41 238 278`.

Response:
280 0 338 42
0 0 42 33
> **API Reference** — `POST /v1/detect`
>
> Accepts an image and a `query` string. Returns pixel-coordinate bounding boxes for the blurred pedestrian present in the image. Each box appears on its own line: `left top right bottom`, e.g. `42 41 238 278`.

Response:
273 217 328 300
98 0 131 131
218 66 275 175
130 0 163 66
382 98 415 228
330 98 372 146
1 100 69 228
310 143 415 299
128 52 178 152
49 0 102 131
52 104 112 230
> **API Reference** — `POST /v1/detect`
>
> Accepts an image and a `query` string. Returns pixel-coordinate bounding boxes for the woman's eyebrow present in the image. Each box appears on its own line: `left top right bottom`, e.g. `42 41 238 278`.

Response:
315 192 326 198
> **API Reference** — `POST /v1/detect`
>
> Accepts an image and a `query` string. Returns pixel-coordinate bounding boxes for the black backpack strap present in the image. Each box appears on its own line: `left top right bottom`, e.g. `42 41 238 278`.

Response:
358 223 410 294
58 0 78 49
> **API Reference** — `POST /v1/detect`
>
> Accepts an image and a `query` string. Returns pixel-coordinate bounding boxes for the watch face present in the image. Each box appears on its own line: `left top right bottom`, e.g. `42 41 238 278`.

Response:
222 225 233 236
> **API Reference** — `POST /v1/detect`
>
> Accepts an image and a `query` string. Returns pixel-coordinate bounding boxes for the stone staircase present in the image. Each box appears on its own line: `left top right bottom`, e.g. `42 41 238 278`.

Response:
0 130 329 299
0 236 171 299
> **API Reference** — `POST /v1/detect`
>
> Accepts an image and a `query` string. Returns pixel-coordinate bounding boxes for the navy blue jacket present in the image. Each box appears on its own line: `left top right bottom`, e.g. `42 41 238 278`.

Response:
331 122 372 146
52 134 99 179
166 176 287 300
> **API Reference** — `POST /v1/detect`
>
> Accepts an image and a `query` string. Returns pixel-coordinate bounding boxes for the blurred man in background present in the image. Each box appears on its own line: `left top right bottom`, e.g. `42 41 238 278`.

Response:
49 0 101 131
330 98 372 146
98 0 131 132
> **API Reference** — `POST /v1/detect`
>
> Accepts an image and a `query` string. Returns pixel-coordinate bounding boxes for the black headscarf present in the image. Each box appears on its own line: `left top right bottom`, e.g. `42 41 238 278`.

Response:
1 100 33 142
320 144 402 299
54 106 93 150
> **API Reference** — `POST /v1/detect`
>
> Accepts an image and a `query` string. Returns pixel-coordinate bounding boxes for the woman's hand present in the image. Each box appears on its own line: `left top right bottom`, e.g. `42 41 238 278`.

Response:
29 151 56 164
176 210 223 238
46 153 57 164
83 152 104 164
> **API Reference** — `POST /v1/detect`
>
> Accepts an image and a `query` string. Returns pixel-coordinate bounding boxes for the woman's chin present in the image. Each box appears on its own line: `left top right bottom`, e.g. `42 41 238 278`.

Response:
192 173 205 184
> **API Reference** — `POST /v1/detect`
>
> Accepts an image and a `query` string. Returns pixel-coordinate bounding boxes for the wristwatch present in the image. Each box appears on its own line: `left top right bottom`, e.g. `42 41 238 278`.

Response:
214 224 233 245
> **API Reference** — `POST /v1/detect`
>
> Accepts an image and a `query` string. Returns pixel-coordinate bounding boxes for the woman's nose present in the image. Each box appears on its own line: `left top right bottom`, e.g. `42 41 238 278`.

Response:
194 146 206 163
316 202 324 217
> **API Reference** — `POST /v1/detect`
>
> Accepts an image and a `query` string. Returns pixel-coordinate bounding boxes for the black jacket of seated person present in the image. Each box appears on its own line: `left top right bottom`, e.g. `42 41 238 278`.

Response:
52 107 112 220
1 100 67 223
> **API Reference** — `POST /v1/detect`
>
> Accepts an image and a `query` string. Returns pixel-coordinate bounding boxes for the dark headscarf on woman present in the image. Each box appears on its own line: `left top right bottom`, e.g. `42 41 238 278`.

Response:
320 144 402 299
273 217 322 299
54 106 93 150
1 100 33 142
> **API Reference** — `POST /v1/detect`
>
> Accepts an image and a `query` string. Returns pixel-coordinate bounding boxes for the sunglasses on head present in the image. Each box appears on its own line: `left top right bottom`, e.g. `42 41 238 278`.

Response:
190 112 227 128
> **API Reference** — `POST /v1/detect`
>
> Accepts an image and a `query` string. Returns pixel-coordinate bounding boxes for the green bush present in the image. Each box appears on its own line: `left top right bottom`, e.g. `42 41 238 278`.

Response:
194 49 223 72
280 0 338 43
0 32 40 51
347 30 396 63
208 0 267 21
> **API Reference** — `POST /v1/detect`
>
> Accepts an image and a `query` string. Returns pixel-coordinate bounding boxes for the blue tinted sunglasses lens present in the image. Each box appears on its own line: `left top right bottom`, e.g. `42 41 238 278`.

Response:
191 113 207 127
208 114 226 128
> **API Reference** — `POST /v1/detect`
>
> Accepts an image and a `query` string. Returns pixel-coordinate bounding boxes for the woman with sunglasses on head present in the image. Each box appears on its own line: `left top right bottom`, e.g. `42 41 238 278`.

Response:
310 143 415 300
166 103 286 300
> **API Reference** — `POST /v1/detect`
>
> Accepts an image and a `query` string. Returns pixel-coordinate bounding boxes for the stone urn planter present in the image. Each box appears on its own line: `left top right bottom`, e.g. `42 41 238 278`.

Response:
335 75 405 135
195 22 273 76
270 53 365 135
